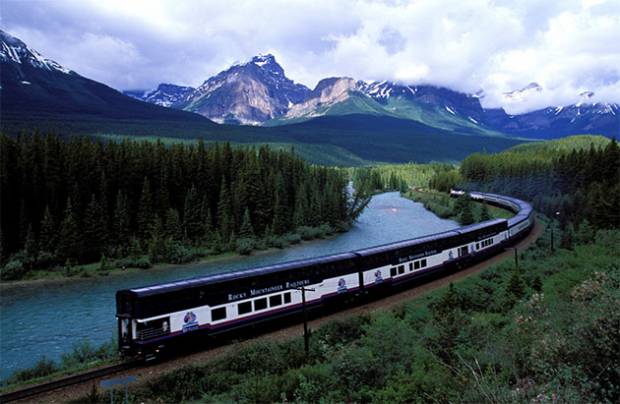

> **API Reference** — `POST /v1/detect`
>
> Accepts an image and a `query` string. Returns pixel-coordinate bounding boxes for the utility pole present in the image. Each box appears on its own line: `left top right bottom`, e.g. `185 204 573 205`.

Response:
551 211 560 253
297 286 315 356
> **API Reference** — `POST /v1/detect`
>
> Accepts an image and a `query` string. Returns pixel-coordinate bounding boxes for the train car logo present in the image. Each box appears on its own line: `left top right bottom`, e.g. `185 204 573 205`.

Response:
374 270 383 284
337 278 347 293
182 311 198 332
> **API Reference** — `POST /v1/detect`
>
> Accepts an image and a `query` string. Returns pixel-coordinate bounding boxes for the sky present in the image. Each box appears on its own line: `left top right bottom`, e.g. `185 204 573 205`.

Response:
2 0 619 113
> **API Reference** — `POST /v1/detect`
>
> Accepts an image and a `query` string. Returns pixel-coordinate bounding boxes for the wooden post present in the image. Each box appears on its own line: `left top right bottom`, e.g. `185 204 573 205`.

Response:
297 286 315 357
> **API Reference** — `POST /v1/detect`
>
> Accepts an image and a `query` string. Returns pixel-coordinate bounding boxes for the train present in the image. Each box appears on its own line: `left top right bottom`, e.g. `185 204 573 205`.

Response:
116 191 534 358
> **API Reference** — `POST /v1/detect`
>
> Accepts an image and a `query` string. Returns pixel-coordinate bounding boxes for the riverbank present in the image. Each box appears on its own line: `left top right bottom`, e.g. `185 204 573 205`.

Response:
406 189 513 222
0 228 342 289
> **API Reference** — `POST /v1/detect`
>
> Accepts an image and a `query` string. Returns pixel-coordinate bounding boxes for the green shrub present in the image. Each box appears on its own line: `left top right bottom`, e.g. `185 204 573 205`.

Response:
284 233 302 245
1 259 27 280
235 238 256 255
317 223 334 237
60 339 116 369
162 241 196 264
268 236 289 249
297 226 319 240
115 256 151 269
8 357 58 383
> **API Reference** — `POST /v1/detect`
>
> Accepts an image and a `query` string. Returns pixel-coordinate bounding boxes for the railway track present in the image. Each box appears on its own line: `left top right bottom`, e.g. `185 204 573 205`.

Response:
0 361 140 403
2 220 543 403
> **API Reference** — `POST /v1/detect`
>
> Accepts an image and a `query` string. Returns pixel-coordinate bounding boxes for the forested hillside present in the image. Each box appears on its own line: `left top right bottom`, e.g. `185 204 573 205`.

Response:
459 136 619 229
0 134 360 280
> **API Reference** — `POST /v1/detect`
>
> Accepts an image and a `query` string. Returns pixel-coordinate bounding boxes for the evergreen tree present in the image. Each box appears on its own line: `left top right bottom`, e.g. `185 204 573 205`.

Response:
459 199 475 225
137 177 154 239
39 206 57 253
24 224 37 261
479 202 491 221
217 180 234 242
57 198 81 261
183 185 202 243
272 174 289 235
164 208 182 241
113 192 131 250
83 195 105 260
239 208 255 239
576 219 595 244
506 271 525 299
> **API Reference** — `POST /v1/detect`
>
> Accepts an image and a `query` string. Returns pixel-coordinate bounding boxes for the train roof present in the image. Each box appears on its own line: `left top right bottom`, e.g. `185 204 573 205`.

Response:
455 218 506 235
127 251 357 297
354 229 461 256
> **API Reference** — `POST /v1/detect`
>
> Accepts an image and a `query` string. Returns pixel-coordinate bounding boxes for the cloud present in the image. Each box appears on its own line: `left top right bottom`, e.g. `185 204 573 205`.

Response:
1 0 619 112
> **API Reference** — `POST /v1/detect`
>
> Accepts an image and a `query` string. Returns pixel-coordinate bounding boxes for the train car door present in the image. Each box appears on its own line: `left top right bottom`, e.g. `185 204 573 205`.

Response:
457 245 468 258
118 318 132 349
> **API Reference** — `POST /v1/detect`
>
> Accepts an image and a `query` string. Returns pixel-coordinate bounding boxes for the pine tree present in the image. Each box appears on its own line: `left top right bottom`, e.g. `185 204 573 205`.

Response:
39 206 57 253
23 224 38 261
459 199 475 225
113 192 131 251
217 180 234 242
576 219 595 244
183 185 202 242
506 271 525 299
239 208 255 239
271 174 289 235
479 202 491 221
293 185 308 228
164 208 182 241
137 177 154 239
148 216 166 263
57 198 81 261
83 195 105 260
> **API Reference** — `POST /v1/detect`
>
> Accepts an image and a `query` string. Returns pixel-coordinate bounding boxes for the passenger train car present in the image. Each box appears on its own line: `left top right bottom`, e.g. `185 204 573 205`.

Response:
116 191 534 357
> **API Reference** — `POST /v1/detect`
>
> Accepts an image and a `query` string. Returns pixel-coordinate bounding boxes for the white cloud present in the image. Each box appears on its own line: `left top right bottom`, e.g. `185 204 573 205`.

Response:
1 0 619 112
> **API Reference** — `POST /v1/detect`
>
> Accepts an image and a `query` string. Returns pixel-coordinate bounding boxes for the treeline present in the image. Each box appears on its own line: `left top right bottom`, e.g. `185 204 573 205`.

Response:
459 139 620 229
353 167 408 195
353 163 457 195
0 134 357 278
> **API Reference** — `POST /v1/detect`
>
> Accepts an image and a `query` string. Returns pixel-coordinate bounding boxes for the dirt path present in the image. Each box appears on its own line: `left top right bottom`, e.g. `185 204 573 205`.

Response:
19 221 544 403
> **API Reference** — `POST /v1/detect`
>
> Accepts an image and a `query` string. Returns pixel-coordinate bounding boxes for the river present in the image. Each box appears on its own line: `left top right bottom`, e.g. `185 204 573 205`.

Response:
0 192 458 381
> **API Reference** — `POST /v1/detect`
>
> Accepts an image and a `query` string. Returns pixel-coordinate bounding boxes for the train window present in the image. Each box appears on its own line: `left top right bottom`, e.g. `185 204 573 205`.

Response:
414 261 420 270
421 259 427 268
476 243 480 250
284 292 291 304
398 265 405 274
238 301 252 315
409 263 413 272
269 295 282 307
211 307 226 322
390 267 397 277
254 298 268 311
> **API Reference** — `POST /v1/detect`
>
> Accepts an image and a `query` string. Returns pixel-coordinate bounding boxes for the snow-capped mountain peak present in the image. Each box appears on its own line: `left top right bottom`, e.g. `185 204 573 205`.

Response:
124 83 195 108
251 54 276 68
503 82 542 102
0 30 72 75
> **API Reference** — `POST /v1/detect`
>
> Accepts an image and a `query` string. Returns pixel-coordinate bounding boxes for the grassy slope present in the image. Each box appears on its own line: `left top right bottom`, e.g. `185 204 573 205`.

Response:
266 93 506 138
505 134 611 156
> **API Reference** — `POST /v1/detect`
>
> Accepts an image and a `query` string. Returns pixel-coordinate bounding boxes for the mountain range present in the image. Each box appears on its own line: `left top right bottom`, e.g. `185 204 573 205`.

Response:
125 55 619 139
0 29 617 166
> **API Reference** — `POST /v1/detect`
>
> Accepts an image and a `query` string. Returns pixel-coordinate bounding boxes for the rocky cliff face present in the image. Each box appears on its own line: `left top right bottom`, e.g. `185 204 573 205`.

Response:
181 54 311 124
